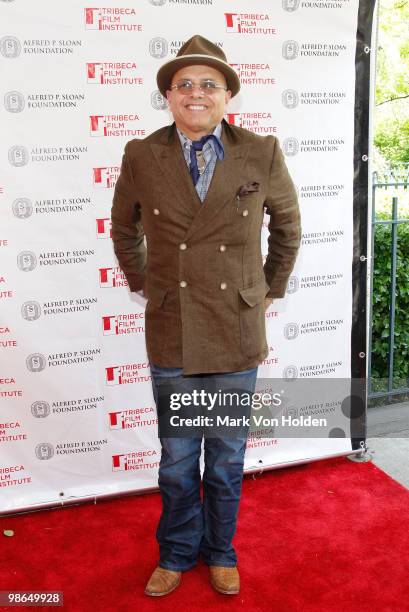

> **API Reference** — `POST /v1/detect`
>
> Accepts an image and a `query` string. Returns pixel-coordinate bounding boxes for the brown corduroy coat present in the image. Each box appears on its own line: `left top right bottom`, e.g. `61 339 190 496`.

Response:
111 119 301 375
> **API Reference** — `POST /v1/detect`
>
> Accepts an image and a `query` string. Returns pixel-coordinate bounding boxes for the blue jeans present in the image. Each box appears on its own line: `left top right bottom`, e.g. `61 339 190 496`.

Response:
150 363 258 572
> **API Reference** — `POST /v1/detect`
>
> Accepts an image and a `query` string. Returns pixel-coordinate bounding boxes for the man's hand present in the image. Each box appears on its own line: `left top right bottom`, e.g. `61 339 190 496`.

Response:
264 297 274 311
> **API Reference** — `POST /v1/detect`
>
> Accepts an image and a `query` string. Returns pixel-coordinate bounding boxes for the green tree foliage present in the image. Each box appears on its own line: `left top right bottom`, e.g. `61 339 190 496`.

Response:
370 4 408 399
371 211 409 386
374 1 409 166
374 117 409 165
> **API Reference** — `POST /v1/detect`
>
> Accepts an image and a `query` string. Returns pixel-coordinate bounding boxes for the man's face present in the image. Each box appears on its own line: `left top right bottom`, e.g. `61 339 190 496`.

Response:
166 64 232 139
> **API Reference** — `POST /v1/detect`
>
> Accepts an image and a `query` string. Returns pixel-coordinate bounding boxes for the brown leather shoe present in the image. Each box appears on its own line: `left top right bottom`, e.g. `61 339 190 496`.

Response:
209 566 240 595
144 566 181 597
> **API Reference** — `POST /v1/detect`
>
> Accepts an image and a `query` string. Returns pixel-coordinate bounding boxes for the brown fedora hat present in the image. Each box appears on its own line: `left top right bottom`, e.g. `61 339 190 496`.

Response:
156 34 240 98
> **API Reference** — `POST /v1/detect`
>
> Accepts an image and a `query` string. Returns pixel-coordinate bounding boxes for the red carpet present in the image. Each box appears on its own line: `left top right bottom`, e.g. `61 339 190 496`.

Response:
1 456 409 612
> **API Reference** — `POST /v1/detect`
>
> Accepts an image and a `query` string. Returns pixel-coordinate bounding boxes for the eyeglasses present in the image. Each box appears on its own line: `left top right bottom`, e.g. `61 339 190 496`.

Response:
169 79 228 94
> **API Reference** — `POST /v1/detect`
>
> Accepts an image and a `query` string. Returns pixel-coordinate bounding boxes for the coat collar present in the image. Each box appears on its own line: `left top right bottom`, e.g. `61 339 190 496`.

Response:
150 119 251 241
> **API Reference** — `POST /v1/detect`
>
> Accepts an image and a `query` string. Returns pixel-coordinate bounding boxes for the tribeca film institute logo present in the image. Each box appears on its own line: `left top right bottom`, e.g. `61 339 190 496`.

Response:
96 218 112 238
99 267 128 288
93 167 120 188
224 13 276 35
106 366 122 385
108 408 156 429
90 115 145 138
105 362 150 385
86 62 142 86
112 450 158 471
102 314 144 336
84 7 142 32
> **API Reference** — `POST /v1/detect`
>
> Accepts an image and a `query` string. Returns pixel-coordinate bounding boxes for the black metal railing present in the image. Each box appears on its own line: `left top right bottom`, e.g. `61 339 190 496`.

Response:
368 168 409 403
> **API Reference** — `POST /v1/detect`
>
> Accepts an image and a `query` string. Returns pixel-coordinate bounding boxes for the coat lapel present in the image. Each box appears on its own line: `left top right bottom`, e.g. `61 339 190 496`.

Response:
184 133 250 241
150 125 202 217
149 122 251 240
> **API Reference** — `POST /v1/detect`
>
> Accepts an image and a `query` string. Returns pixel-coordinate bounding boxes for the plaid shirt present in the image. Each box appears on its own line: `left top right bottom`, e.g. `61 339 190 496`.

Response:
177 123 223 203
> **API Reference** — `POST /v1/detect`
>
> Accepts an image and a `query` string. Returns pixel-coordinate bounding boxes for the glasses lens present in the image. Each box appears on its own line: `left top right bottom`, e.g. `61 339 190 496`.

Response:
173 79 223 93
175 79 193 92
200 80 217 90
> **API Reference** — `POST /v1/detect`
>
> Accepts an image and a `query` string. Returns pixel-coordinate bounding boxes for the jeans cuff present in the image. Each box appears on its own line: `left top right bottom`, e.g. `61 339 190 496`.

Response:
159 560 197 573
202 559 237 568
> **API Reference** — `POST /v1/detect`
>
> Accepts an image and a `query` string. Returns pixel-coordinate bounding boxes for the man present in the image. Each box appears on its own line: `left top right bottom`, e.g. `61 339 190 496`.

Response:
111 35 301 597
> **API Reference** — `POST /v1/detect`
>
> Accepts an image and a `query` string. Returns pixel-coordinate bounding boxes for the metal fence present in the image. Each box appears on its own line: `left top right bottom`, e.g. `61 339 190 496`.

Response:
368 166 409 403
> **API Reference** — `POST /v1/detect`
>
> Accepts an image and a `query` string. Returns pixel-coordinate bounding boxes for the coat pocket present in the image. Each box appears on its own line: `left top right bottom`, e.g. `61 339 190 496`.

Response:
144 283 171 360
145 283 168 308
238 278 270 358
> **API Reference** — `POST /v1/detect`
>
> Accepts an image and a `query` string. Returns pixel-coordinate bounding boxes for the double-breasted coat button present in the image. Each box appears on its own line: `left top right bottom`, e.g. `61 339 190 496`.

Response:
242 209 249 217
179 243 187 250
219 245 226 252
153 208 160 215
220 282 227 290
180 280 187 288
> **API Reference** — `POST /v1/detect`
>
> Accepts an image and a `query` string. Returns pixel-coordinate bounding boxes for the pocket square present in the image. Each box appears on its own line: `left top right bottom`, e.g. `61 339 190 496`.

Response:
237 182 260 198
236 182 260 209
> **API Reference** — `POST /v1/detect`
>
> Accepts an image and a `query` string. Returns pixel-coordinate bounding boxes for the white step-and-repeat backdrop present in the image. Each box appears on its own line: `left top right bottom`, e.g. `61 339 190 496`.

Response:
0 0 374 514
